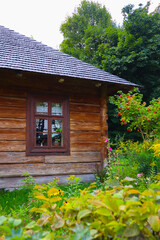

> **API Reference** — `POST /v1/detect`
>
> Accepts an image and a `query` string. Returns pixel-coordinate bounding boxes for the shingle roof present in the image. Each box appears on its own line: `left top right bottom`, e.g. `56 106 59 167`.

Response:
0 25 137 86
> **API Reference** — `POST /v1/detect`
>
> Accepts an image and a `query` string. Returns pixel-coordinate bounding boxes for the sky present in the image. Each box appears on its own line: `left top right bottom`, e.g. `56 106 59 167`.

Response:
0 0 159 49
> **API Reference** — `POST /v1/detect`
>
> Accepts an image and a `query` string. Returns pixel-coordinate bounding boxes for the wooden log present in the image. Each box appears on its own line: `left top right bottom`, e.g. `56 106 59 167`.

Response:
70 131 101 142
0 107 26 119
70 112 100 123
0 129 25 140
70 96 100 105
0 162 100 177
70 122 100 131
0 119 26 129
0 96 26 108
0 174 96 188
0 85 27 98
0 152 44 163
45 151 101 163
0 141 26 151
100 83 108 167
71 142 101 152
70 103 100 113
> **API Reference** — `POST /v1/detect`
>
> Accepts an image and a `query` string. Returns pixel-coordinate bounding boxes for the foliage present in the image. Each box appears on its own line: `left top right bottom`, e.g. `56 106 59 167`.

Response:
60 1 160 143
0 215 48 240
115 139 160 180
1 175 160 239
60 0 117 67
102 2 160 101
60 1 160 101
150 143 160 157
109 88 160 141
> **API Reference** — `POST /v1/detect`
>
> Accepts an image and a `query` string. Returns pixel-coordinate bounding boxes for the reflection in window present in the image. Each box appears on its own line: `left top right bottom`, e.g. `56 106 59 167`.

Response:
52 133 63 147
36 119 48 147
51 120 62 132
36 133 48 146
52 103 62 115
36 102 48 115
36 119 48 132
52 120 63 146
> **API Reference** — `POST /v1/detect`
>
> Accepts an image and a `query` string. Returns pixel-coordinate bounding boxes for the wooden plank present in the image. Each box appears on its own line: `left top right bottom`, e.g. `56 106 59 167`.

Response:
70 122 100 131
70 95 100 105
45 151 101 163
100 84 108 167
0 174 96 188
70 103 100 113
0 141 25 151
0 86 27 98
71 142 101 152
71 112 100 123
0 119 26 129
70 132 101 142
0 129 25 140
0 107 26 119
0 152 44 163
0 162 100 177
0 96 26 108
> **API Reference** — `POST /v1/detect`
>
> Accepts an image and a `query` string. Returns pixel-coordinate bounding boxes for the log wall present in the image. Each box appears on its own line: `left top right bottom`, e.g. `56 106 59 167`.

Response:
0 69 108 188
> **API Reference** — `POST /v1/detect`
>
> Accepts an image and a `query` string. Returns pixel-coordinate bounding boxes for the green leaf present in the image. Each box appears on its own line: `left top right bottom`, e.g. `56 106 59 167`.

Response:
95 208 111 216
52 213 64 229
148 215 160 232
25 221 38 230
77 209 91 220
13 219 22 227
123 223 140 237
0 225 11 235
0 216 7 225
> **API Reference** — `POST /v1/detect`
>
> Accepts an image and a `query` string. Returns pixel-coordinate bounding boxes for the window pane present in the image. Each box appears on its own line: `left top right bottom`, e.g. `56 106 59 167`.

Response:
36 133 48 146
52 120 63 147
52 103 62 115
52 133 63 147
36 119 48 132
36 102 48 115
51 120 62 133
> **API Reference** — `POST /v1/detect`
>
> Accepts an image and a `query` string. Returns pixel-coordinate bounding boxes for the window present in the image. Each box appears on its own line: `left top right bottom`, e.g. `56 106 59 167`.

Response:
27 93 70 156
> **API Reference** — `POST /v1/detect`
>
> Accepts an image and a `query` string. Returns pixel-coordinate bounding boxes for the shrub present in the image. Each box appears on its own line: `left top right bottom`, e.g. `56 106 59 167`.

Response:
109 88 160 141
1 179 160 239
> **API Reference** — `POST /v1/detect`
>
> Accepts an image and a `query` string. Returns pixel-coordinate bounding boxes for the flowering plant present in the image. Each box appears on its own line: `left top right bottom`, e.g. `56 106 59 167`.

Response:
109 88 160 140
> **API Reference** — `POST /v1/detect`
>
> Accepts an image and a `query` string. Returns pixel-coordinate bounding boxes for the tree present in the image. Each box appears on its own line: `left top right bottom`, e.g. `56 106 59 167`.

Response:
60 1 160 142
60 0 118 67
102 2 160 101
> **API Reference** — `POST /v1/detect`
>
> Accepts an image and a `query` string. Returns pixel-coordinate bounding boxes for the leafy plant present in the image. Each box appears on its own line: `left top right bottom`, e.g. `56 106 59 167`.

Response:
109 88 160 141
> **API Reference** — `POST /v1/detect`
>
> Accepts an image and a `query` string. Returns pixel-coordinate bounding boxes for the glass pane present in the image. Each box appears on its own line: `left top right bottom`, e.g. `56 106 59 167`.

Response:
36 119 48 132
52 120 62 133
52 133 63 147
36 133 48 146
52 103 62 115
36 102 48 115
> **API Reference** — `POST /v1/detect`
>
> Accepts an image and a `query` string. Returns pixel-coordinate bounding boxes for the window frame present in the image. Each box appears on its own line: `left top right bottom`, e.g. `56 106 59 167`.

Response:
26 93 70 156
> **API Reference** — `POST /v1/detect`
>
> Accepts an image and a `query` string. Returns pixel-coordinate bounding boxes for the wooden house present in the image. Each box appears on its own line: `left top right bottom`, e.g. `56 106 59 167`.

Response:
0 26 137 188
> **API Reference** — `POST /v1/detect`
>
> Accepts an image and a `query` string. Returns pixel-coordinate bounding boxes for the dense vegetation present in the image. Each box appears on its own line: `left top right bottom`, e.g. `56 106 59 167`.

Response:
60 0 160 101
0 1 160 239
0 89 160 238
60 0 160 141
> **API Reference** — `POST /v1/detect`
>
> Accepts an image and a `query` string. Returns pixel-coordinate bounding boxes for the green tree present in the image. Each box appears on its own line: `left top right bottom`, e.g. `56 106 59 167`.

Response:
60 0 118 67
60 1 160 142
102 2 160 101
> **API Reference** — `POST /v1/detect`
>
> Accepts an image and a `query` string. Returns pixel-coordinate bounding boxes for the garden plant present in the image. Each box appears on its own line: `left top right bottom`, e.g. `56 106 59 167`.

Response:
0 89 160 239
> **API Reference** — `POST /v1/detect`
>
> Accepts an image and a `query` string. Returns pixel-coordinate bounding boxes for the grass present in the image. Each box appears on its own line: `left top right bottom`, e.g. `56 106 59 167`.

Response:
0 179 91 221
0 188 31 214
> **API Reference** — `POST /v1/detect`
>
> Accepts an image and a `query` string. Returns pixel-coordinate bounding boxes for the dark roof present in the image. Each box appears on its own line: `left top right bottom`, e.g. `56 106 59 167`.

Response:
0 25 137 87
